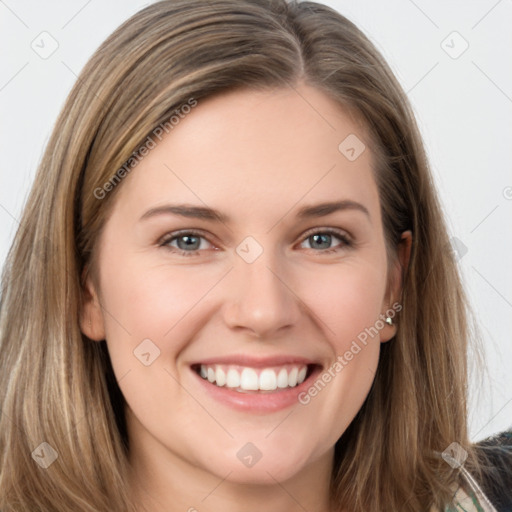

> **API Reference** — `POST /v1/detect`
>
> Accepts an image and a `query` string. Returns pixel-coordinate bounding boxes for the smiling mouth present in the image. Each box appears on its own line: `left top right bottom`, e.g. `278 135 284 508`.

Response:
191 363 319 393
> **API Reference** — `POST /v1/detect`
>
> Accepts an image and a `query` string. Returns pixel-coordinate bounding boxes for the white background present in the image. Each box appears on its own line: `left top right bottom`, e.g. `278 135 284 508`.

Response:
0 0 511 441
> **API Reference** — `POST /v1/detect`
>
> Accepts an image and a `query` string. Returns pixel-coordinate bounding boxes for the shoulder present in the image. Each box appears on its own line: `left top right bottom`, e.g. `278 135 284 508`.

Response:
472 429 512 511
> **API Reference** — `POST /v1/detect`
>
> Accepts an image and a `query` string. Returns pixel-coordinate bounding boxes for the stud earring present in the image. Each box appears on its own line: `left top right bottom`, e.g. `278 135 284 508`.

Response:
385 316 393 326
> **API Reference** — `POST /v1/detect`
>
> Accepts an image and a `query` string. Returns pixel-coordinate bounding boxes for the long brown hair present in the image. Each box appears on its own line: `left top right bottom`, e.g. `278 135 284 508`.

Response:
0 1 488 510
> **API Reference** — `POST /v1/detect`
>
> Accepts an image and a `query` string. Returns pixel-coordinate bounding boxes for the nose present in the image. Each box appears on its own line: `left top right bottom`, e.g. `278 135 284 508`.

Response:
222 248 302 339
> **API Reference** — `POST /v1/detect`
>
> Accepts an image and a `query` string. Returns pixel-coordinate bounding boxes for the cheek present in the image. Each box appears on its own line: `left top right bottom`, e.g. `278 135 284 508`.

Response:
294 264 386 444
98 254 227 364
97 259 222 426
292 258 386 420
299 259 388 349
100 253 210 330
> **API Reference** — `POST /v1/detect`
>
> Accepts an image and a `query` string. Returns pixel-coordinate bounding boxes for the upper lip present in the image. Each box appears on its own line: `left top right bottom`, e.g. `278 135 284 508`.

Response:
190 354 322 368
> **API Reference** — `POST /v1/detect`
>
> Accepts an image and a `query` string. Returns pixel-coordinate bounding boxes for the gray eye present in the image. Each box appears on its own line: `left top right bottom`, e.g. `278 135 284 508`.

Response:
176 234 201 251
308 233 333 250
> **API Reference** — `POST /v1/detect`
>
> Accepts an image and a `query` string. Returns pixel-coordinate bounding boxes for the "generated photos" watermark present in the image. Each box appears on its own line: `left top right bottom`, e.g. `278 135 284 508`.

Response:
94 98 198 200
298 301 402 405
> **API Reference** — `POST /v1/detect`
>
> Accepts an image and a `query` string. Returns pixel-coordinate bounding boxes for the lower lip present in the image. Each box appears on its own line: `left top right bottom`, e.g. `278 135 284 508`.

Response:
191 365 322 413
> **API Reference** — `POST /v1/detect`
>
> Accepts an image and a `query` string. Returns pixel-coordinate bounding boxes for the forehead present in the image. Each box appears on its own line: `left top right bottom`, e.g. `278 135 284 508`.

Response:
110 83 380 225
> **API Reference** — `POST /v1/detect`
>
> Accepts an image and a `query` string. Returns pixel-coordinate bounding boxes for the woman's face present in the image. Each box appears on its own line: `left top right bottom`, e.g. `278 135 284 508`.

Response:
82 83 408 488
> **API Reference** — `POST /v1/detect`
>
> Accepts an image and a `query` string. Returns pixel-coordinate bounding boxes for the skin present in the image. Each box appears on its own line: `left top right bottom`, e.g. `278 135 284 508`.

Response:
81 82 411 512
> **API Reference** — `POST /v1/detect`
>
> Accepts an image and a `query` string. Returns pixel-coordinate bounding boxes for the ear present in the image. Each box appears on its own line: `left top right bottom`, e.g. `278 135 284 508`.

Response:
380 230 412 342
79 266 106 342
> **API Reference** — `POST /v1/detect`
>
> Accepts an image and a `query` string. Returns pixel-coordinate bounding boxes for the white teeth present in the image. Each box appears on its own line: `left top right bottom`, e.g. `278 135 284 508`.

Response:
259 369 277 391
277 368 289 388
240 368 259 390
198 364 309 391
288 367 298 387
226 368 240 388
216 367 226 387
297 366 307 384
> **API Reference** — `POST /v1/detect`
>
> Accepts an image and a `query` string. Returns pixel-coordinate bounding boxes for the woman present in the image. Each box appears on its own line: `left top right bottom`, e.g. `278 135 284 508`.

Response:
0 1 510 511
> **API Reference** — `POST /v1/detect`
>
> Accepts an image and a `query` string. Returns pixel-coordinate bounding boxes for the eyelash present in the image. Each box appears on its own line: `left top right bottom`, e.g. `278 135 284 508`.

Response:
158 228 353 257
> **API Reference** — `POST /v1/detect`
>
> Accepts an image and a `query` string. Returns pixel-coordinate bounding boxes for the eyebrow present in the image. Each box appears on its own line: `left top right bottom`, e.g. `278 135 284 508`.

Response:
139 200 370 224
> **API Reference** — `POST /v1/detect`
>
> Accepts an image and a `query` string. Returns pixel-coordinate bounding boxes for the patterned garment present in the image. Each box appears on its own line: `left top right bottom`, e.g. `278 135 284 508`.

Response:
438 464 498 512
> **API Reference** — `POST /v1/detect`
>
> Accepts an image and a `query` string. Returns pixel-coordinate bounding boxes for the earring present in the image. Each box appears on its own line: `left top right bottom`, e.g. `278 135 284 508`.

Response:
385 316 393 326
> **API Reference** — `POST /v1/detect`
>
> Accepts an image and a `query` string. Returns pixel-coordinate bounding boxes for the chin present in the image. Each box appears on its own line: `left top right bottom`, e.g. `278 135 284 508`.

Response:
196 443 315 485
